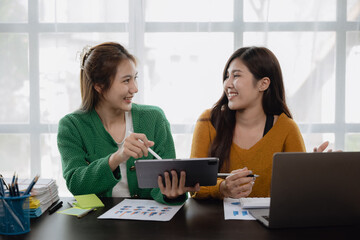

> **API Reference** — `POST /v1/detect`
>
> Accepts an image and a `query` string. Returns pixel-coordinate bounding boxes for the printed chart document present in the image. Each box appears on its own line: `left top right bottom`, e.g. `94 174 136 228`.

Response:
223 198 256 220
98 199 184 221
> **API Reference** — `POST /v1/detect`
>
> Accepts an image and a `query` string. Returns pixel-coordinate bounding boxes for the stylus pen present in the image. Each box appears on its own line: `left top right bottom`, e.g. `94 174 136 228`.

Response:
217 173 260 178
138 139 162 160
148 148 162 160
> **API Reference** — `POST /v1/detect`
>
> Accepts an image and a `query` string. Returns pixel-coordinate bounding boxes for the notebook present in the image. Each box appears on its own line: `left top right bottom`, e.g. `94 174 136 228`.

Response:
240 198 270 209
249 152 360 228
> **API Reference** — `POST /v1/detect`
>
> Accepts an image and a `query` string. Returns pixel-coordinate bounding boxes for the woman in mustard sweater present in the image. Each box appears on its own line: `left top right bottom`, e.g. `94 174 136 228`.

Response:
57 42 198 205
191 46 329 199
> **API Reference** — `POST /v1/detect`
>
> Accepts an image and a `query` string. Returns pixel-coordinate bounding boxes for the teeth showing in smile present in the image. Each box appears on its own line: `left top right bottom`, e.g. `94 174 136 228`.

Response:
228 93 238 97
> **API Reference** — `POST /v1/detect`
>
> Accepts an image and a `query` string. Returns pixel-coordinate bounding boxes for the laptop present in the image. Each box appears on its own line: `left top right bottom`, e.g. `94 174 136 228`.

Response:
249 152 360 228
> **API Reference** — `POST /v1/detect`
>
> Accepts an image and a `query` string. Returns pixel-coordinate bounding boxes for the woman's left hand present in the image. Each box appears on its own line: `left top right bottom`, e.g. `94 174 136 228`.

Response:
158 170 200 199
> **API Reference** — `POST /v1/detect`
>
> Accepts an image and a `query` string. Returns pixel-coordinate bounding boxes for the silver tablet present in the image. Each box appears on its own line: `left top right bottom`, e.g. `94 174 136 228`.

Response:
134 158 219 188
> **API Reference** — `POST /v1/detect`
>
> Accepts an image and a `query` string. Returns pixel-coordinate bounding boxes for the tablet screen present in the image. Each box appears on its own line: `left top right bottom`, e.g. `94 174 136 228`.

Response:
134 158 219 188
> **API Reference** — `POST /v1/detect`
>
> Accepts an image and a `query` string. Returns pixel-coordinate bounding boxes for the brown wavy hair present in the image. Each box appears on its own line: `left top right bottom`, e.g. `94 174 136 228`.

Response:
80 42 136 112
210 47 292 171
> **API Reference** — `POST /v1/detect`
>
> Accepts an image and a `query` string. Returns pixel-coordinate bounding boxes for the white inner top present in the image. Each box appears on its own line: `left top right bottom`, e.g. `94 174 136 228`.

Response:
111 111 133 197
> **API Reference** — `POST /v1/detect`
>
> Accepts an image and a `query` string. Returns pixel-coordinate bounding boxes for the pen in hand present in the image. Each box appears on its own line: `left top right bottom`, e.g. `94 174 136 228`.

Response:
138 139 162 160
130 131 162 160
217 173 260 178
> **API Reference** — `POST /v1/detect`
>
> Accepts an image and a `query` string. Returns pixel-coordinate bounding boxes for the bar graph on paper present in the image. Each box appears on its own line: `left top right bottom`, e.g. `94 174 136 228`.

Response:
223 198 256 220
98 199 183 221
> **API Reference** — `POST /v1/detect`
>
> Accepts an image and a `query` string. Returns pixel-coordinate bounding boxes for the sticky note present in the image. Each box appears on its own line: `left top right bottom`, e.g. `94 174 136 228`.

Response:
58 207 91 216
74 194 104 208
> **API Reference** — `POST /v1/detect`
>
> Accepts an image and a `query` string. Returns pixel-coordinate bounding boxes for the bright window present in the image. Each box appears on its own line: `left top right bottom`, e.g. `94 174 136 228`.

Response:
1 0 359 196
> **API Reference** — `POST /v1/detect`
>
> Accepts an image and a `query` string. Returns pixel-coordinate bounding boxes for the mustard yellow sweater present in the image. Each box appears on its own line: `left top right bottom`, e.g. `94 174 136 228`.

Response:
190 109 306 199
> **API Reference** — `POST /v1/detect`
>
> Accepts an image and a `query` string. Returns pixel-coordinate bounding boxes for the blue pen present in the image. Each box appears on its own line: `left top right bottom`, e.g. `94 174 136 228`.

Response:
11 172 16 186
15 175 20 196
0 174 9 190
8 183 14 197
24 175 39 195
0 176 4 197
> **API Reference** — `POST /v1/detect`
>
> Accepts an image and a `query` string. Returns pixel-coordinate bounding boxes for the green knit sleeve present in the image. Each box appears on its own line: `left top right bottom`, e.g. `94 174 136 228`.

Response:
57 115 119 197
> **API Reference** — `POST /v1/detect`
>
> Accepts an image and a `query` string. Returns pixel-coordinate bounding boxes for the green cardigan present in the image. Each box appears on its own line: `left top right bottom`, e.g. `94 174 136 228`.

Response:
57 103 186 205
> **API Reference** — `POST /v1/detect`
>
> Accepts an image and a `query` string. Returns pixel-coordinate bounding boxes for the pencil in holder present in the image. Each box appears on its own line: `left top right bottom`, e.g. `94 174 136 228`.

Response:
0 192 31 235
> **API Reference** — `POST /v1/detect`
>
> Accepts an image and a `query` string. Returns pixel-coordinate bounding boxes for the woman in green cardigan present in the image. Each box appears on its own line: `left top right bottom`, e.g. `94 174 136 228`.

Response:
57 42 199 205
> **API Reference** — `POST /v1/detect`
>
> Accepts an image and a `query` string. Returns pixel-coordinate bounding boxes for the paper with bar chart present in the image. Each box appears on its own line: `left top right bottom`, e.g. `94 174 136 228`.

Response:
98 199 183 221
223 198 256 220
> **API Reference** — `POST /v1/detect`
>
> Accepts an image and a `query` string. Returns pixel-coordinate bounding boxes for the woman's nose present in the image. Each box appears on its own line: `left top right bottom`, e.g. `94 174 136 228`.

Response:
130 80 138 94
224 77 233 90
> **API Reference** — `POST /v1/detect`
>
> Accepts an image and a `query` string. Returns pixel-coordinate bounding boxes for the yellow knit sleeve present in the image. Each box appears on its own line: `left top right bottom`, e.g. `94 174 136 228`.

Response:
190 109 225 199
190 109 213 158
283 117 306 152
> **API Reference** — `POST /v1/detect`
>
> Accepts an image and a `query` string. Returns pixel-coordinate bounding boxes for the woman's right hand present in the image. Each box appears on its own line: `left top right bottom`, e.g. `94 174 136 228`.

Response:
158 170 200 199
109 133 154 171
219 167 255 199
313 141 342 152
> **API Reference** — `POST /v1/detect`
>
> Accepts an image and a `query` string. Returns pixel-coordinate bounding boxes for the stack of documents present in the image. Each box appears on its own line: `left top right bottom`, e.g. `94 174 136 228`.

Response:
7 178 60 218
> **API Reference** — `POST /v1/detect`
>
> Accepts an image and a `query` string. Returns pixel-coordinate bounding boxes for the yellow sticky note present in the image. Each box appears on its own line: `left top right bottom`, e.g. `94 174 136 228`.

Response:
29 197 41 209
58 207 91 216
74 194 104 208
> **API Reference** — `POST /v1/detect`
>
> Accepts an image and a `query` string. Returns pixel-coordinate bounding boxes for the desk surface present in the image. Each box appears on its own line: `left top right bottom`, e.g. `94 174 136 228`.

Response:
2 198 358 240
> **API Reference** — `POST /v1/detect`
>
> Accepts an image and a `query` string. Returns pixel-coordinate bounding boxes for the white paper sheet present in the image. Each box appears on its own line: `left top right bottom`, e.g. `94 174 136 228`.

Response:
223 198 255 220
98 199 184 221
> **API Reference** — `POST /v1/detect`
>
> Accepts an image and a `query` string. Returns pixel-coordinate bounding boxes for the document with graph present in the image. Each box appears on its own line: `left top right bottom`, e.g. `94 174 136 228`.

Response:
223 198 256 220
98 199 184 221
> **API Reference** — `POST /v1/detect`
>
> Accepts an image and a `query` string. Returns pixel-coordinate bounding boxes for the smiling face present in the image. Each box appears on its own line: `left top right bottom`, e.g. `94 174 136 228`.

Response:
95 59 138 112
223 58 263 111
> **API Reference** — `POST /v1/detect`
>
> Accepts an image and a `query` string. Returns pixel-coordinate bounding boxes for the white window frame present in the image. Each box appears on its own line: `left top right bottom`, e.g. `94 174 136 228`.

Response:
0 0 359 177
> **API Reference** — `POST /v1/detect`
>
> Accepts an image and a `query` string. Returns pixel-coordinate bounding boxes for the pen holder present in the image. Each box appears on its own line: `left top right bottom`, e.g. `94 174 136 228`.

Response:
0 193 31 235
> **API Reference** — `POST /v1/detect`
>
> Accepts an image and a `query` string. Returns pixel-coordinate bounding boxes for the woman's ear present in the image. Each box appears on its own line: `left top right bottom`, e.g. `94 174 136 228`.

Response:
258 77 270 92
94 84 102 94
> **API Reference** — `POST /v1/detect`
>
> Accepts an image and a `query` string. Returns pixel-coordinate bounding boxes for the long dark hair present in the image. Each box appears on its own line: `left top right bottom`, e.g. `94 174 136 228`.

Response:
80 42 136 112
210 47 292 170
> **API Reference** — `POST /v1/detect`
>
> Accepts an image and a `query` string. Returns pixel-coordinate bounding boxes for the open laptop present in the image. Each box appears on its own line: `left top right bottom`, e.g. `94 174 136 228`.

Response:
249 152 360 228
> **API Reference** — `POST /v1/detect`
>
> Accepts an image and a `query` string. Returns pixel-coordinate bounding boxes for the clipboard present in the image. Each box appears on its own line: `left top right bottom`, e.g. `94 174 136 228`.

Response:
134 157 219 188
